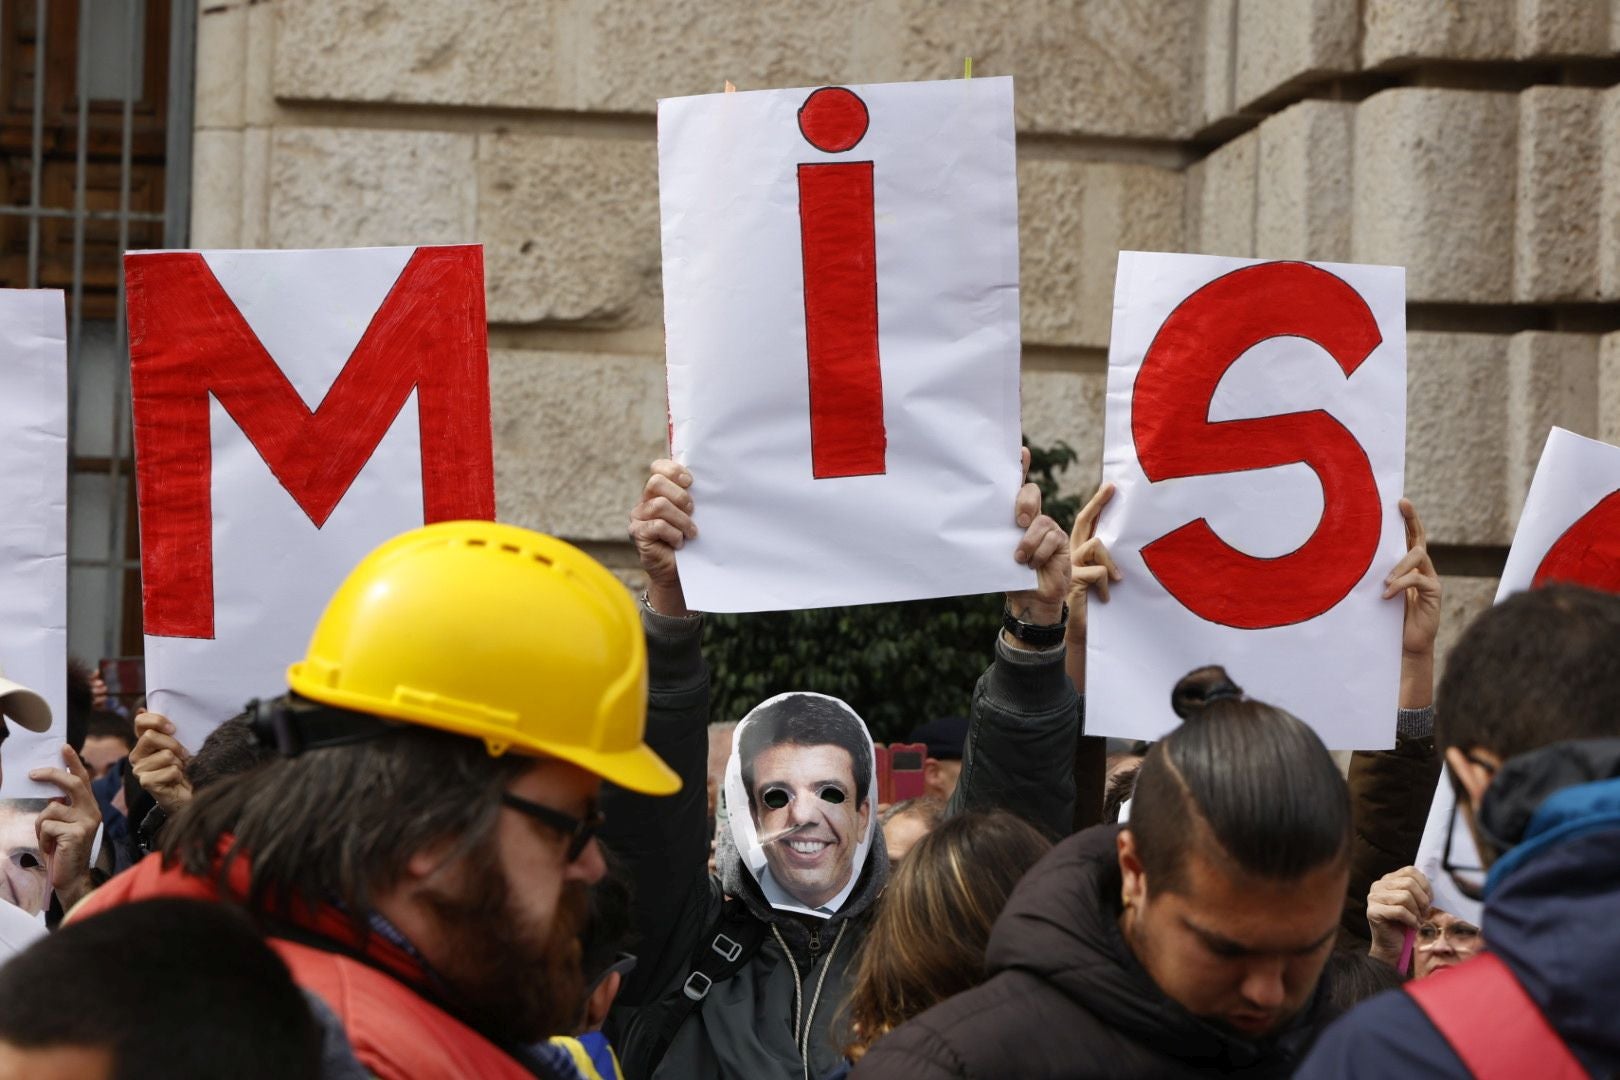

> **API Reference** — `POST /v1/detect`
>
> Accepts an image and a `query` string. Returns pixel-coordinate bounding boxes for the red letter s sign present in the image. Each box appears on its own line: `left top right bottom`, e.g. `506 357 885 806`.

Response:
1131 262 1383 630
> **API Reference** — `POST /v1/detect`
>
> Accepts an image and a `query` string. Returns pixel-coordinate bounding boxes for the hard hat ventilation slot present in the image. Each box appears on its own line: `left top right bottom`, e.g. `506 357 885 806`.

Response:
500 543 521 555
465 538 487 547
533 553 553 566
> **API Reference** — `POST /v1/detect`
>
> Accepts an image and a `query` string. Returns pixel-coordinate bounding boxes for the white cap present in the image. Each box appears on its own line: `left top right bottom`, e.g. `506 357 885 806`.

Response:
0 668 51 733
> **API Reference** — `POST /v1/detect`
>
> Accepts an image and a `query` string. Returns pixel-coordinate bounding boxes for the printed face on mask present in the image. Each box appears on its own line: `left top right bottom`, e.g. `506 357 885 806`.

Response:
749 743 870 910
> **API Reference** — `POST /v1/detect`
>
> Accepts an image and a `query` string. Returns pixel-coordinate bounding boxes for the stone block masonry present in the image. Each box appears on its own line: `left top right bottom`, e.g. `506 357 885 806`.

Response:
194 0 1620 600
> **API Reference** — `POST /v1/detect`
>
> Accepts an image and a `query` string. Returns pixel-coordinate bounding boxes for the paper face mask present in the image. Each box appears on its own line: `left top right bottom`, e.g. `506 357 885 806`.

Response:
724 692 877 918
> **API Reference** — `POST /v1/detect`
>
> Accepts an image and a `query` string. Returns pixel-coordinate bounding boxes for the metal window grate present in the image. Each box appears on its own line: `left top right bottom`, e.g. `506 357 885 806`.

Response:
0 0 195 666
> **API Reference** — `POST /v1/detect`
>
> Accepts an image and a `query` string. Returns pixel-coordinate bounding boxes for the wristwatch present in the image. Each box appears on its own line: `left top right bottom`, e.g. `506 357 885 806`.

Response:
1002 602 1069 648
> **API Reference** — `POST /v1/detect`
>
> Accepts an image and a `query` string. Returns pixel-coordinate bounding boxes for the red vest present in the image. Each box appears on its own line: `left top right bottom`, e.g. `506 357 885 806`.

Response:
76 852 538 1080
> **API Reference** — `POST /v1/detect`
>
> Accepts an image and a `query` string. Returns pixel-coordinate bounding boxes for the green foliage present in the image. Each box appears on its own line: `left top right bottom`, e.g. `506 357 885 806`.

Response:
703 439 1081 742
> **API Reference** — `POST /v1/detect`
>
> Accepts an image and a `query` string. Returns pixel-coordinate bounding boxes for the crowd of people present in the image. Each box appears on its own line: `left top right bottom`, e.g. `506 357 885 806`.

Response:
0 455 1613 1080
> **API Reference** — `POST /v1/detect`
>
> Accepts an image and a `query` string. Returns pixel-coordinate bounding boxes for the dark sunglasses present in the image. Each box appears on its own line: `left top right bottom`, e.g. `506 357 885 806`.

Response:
501 792 604 863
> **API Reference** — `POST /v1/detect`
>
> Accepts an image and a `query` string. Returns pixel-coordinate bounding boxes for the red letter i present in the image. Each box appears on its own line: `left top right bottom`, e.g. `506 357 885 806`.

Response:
797 87 886 479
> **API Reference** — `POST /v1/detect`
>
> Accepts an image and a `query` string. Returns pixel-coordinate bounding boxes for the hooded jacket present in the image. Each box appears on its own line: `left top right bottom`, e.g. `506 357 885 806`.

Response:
1297 738 1620 1078
849 825 1335 1080
602 605 1079 1080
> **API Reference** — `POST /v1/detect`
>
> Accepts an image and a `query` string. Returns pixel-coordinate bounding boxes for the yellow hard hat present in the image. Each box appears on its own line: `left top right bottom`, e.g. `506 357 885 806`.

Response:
286 521 679 796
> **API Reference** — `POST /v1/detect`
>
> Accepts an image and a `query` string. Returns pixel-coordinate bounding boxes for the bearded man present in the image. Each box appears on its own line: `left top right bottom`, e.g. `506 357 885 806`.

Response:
71 523 680 1079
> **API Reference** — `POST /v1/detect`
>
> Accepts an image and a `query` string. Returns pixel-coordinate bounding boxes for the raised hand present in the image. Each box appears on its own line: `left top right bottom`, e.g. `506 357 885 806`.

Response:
30 745 102 912
628 459 697 617
129 711 194 816
1366 864 1433 970
1065 482 1122 684
1383 498 1442 709
1004 448 1072 647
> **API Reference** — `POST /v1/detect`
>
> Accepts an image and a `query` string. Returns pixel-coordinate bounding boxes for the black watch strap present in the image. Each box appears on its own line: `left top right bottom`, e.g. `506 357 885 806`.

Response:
1002 602 1069 647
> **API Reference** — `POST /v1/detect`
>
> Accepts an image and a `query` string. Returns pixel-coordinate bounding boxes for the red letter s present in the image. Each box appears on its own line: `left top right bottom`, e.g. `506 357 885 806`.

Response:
1131 262 1383 629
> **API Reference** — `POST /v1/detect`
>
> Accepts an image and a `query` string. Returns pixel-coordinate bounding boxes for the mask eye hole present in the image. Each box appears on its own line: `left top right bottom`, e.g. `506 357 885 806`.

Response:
818 786 846 805
761 787 791 811
14 853 41 871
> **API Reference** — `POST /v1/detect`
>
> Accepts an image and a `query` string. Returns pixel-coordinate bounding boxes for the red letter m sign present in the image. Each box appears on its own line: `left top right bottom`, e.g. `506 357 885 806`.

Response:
127 246 495 640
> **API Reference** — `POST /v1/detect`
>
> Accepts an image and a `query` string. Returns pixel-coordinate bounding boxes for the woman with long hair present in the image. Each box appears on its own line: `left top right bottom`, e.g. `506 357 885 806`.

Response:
839 809 1053 1066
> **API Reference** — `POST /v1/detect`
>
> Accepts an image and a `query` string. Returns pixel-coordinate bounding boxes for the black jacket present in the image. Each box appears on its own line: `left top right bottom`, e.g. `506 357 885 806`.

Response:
601 606 1080 1080
850 825 1334 1080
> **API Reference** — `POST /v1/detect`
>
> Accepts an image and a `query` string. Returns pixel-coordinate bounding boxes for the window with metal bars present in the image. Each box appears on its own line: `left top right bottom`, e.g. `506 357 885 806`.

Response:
0 0 194 705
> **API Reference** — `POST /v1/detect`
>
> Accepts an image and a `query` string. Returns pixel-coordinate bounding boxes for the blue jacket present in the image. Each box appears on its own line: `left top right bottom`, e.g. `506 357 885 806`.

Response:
1298 739 1620 1078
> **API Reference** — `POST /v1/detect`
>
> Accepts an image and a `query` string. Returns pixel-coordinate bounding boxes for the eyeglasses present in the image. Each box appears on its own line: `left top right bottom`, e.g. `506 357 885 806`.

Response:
1416 921 1482 948
500 792 604 863
1440 800 1487 901
1440 754 1496 902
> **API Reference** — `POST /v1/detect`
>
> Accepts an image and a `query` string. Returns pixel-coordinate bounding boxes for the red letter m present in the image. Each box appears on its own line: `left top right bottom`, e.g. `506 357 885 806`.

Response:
127 246 495 639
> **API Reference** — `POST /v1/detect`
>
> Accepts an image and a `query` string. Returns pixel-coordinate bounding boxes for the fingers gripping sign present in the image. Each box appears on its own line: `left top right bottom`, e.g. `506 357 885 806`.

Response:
30 745 101 912
1063 483 1122 685
1366 865 1434 967
129 711 195 817
628 459 697 617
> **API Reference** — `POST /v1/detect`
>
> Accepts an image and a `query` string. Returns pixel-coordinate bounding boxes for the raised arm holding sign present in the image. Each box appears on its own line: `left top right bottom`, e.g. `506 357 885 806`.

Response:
609 451 1078 1080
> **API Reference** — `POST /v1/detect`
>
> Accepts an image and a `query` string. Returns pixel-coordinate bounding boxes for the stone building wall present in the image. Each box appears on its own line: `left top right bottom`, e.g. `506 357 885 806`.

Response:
192 0 1620 662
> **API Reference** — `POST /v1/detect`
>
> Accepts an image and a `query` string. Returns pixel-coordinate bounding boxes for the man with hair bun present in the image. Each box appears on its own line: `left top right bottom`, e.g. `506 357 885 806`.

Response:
853 667 1352 1079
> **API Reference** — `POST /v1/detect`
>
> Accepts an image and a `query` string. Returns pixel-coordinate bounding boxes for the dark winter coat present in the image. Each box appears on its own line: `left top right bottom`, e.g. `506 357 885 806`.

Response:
849 824 1336 1080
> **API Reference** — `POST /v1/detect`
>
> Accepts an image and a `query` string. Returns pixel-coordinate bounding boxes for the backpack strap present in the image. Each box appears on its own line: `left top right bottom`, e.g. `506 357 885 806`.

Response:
1406 952 1588 1080
624 895 766 1076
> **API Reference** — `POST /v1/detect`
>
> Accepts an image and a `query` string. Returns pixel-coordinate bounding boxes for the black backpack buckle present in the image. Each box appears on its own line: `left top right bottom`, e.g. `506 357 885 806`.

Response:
682 971 714 1001
711 932 743 963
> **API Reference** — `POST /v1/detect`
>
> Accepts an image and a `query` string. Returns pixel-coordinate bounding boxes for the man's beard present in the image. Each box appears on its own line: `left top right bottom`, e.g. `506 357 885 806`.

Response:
420 851 590 1044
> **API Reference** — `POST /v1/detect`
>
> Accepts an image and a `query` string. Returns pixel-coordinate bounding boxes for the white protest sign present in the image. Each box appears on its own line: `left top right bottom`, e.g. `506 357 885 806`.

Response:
1088 252 1407 749
658 77 1033 612
1412 427 1620 923
0 291 67 798
126 246 494 751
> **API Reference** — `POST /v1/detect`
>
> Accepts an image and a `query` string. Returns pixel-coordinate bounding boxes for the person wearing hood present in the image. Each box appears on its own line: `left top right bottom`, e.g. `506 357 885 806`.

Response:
606 456 1080 1080
850 666 1352 1080
1298 584 1620 1079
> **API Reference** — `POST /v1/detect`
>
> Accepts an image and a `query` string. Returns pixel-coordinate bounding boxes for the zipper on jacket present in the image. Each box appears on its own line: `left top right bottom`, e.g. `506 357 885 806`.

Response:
807 928 822 956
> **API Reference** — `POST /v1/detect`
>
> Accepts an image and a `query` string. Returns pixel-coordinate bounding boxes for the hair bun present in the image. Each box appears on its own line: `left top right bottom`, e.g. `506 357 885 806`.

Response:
1171 665 1245 719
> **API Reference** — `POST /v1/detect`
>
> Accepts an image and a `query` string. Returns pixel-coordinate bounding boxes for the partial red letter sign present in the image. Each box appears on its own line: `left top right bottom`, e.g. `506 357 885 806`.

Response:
127 246 494 639
1131 262 1383 629
1532 488 1620 592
